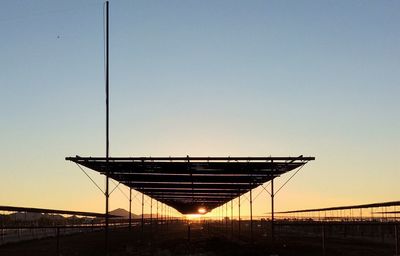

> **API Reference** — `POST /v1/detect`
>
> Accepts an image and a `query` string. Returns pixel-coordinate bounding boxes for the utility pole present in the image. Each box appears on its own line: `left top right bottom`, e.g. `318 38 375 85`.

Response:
104 1 110 254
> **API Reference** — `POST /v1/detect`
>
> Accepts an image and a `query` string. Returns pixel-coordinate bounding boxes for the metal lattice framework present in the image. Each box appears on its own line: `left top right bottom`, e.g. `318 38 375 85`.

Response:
66 156 314 214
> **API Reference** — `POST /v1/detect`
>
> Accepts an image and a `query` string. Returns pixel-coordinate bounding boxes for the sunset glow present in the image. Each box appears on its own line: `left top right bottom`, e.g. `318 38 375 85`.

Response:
198 208 207 214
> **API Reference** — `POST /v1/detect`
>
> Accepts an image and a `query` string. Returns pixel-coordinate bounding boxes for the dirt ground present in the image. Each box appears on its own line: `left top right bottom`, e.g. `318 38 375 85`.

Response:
0 222 396 256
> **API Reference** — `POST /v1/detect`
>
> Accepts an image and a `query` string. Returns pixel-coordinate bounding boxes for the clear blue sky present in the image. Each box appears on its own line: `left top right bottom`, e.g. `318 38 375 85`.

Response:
0 0 399 215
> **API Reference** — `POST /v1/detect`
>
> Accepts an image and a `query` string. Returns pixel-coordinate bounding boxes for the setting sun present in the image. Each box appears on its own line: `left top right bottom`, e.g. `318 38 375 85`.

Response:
198 208 207 214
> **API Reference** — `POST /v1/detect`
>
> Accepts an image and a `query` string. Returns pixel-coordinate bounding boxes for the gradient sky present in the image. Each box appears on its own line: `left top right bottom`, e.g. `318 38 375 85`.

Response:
0 0 399 216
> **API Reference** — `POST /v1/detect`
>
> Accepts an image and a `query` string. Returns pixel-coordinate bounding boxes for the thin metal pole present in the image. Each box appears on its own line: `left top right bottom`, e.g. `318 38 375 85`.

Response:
187 222 191 242
231 199 233 239
238 193 241 238
219 206 222 225
104 1 110 254
141 193 144 234
395 224 398 256
166 205 169 230
225 203 228 233
271 177 275 243
162 202 164 228
162 204 165 226
156 200 159 226
150 197 153 228
129 188 132 231
250 188 253 243
322 224 326 256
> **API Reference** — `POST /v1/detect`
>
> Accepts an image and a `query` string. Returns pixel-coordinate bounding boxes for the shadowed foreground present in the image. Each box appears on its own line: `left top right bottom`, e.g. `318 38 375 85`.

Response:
0 221 395 256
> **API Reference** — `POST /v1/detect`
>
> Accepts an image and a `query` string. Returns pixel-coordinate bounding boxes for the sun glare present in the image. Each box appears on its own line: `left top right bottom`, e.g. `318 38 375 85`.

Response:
198 208 207 214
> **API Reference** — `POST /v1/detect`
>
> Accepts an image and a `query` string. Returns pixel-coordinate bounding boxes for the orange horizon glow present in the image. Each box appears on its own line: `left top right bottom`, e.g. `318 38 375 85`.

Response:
185 214 203 220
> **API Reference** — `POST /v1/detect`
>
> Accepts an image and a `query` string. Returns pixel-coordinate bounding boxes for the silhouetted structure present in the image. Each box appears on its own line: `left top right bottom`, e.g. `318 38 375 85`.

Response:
66 156 314 214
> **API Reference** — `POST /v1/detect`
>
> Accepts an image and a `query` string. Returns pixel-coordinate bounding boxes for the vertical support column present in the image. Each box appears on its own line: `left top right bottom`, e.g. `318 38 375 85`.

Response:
165 205 167 227
395 224 398 256
321 224 326 256
160 202 163 230
187 221 191 242
166 206 169 228
238 192 241 238
141 193 144 234
150 197 153 234
271 177 275 243
219 206 222 225
225 203 228 233
129 188 132 231
231 199 233 239
156 200 159 228
160 195 163 230
165 205 167 226
104 1 110 254
250 188 253 244
166 205 169 231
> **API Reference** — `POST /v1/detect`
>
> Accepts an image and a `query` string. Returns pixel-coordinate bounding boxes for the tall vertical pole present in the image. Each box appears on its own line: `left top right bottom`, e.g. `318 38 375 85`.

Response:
156 200 159 226
166 205 169 230
104 1 110 254
225 203 228 233
150 197 153 229
219 206 221 225
231 199 233 239
250 188 253 243
395 224 398 256
161 202 164 228
141 193 144 234
238 193 241 238
160 195 163 230
159 202 162 230
271 177 275 243
129 188 132 231
322 224 326 256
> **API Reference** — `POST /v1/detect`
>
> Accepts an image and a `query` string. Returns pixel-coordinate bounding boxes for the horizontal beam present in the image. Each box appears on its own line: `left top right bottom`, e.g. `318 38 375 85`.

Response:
276 200 400 214
0 205 116 218
142 191 238 196
148 195 234 201
132 188 241 193
67 155 315 162
124 182 259 190
109 174 277 184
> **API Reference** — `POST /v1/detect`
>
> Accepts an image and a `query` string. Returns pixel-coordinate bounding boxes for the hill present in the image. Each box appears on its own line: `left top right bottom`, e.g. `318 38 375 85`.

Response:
109 208 139 219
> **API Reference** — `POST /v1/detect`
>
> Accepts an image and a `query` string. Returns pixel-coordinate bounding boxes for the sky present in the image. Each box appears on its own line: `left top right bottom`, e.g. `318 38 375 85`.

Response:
0 0 399 217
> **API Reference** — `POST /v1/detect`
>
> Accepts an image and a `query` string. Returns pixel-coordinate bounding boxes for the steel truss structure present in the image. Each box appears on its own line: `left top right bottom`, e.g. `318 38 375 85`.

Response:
66 155 314 214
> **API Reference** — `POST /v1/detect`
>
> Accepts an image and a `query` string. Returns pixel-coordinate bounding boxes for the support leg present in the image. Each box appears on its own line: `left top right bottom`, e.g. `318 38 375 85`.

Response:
231 200 233 239
156 200 159 232
322 224 326 256
250 188 253 244
129 188 132 231
238 194 241 238
225 203 228 233
271 178 275 243
141 193 144 234
395 224 398 256
150 197 153 237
